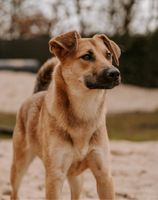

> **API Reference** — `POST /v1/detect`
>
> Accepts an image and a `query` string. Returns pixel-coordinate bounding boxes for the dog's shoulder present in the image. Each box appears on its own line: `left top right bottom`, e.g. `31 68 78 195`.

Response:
18 91 46 119
26 91 46 109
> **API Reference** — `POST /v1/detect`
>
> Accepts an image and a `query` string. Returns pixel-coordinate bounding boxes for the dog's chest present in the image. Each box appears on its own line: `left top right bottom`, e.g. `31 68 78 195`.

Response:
68 129 95 176
69 126 95 161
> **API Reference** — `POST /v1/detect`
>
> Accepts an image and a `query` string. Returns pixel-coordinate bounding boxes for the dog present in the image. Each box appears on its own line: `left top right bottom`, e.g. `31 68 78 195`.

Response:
10 31 121 200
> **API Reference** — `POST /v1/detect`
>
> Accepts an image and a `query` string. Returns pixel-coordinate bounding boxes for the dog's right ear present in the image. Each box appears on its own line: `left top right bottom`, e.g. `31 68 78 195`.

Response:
49 31 81 61
94 34 121 66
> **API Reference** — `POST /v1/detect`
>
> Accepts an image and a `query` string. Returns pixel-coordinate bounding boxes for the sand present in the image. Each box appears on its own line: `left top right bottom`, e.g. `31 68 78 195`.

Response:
0 71 158 200
0 71 158 114
0 140 158 200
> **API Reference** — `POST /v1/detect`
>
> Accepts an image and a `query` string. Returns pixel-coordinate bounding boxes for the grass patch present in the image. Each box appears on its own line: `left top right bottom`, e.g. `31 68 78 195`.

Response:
0 112 16 128
0 112 16 138
0 111 158 141
107 111 158 141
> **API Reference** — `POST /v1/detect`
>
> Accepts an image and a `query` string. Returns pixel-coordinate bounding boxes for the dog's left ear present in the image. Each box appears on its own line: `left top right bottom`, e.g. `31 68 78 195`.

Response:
94 34 121 66
49 31 81 61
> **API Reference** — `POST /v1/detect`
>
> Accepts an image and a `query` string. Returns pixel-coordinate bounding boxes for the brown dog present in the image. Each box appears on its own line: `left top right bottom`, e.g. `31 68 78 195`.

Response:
10 31 121 200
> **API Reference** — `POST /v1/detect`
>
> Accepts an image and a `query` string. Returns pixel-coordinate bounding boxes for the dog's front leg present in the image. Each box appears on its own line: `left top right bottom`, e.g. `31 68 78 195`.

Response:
45 169 65 200
68 175 83 200
44 143 73 200
88 141 115 200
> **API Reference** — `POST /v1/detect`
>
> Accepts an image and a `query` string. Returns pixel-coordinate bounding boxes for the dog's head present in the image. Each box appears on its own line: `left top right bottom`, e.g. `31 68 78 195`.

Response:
49 31 121 90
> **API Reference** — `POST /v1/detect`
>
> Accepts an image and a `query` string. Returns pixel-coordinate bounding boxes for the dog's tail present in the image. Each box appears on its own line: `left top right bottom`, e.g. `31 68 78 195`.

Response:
33 57 58 93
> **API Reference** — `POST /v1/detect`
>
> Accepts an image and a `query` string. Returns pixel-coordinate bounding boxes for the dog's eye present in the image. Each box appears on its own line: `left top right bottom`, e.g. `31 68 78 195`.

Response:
81 54 93 61
106 52 112 59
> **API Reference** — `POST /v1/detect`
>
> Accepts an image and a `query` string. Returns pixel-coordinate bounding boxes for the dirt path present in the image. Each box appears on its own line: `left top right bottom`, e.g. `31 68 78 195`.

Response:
0 140 158 200
0 71 158 113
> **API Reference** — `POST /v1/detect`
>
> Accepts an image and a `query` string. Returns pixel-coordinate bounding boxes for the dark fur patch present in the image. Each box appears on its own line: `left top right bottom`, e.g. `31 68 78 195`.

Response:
33 58 58 93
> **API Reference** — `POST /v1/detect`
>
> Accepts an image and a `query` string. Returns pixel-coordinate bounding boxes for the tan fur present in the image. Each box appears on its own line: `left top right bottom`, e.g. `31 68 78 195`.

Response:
10 31 121 200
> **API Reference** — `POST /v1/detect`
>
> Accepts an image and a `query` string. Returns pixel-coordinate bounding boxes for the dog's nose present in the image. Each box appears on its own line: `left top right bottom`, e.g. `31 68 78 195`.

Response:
106 68 120 80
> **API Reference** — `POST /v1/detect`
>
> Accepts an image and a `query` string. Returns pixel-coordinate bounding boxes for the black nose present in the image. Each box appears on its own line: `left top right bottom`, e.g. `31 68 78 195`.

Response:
106 68 120 80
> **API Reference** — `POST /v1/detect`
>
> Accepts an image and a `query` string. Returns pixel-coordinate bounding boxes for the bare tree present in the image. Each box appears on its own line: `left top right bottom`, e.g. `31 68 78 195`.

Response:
121 0 136 34
9 0 23 38
48 0 62 35
75 0 86 35
0 0 10 38
147 0 158 33
108 0 136 35
16 14 52 38
0 0 157 39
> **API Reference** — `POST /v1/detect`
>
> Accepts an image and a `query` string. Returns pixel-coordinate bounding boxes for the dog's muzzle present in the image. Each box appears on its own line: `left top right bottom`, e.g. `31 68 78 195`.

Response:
84 67 121 89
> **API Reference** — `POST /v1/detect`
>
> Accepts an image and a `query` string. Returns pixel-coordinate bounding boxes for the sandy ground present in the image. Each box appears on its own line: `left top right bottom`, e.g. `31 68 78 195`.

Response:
0 140 158 200
0 71 158 113
0 71 158 200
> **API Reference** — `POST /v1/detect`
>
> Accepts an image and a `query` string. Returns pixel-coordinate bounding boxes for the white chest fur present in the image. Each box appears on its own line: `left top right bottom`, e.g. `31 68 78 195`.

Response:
69 88 106 120
66 88 106 160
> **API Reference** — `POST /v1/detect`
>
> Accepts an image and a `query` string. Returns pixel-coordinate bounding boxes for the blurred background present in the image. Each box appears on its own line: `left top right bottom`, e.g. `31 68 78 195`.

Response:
0 0 158 200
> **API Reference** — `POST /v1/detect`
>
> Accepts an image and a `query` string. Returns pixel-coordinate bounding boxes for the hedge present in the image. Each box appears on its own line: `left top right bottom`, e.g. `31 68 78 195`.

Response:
0 31 158 88
113 31 158 88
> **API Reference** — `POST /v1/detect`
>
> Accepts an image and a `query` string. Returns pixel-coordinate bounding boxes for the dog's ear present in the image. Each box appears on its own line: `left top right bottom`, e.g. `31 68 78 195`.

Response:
49 31 81 60
94 34 121 66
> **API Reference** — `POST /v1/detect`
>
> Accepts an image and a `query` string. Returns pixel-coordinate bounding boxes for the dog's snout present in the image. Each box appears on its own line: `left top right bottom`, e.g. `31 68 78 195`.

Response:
106 68 120 80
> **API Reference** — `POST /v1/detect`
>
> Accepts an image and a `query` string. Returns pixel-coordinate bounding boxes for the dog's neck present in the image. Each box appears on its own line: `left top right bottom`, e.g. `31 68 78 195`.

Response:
45 65 107 128
67 83 106 120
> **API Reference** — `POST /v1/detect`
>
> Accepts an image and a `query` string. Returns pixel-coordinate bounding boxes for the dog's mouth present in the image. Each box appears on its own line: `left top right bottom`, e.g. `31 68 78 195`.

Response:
85 78 121 89
84 68 121 89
